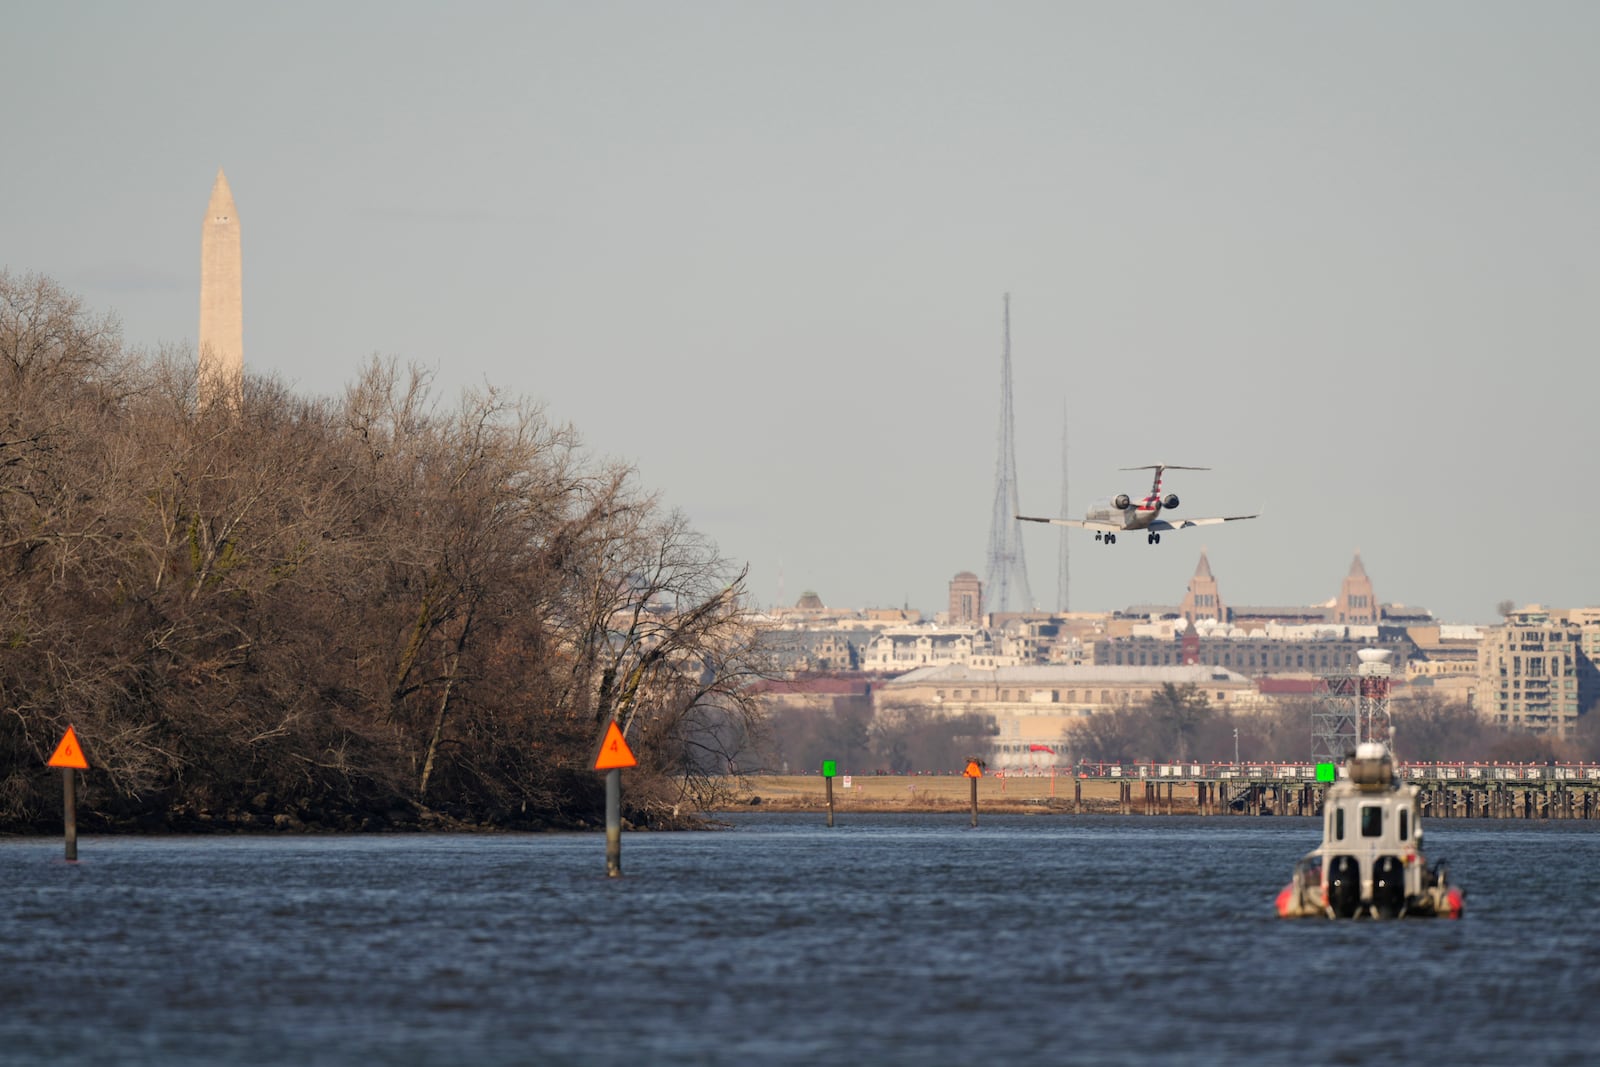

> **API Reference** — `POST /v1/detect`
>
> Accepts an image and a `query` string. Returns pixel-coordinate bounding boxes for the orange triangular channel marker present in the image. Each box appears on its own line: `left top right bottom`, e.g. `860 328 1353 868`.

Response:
964 760 983 779
594 721 638 770
48 726 89 770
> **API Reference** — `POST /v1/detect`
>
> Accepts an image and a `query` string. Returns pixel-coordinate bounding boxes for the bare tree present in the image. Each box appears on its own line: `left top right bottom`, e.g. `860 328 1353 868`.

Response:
1147 683 1214 762
0 279 773 830
1065 700 1147 764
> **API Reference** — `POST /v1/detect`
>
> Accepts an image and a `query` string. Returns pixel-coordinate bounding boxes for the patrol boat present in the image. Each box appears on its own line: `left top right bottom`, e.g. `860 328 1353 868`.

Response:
1275 741 1464 919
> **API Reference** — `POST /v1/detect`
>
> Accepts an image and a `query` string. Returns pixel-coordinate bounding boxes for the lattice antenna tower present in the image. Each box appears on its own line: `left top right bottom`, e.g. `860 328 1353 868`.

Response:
1313 649 1395 761
1312 677 1359 762
1057 399 1069 613
984 293 1035 614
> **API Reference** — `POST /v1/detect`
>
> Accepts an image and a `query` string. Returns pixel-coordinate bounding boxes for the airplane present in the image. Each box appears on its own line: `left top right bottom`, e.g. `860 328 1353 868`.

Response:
1016 464 1259 545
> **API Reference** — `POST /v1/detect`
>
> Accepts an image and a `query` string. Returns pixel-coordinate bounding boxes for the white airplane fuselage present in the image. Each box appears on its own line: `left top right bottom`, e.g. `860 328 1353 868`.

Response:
1085 495 1164 531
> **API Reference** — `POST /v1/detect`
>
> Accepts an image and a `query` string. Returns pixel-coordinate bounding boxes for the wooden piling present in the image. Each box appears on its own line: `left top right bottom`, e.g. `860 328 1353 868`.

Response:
62 769 77 863
605 767 621 878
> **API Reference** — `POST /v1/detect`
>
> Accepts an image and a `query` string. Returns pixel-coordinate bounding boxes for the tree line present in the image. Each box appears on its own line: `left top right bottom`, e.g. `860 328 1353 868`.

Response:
0 271 769 831
1066 684 1600 766
763 696 997 775
761 684 1600 779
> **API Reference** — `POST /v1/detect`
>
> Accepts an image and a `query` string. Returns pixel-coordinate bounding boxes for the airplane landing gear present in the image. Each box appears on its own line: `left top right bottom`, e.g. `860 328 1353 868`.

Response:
1147 532 1161 545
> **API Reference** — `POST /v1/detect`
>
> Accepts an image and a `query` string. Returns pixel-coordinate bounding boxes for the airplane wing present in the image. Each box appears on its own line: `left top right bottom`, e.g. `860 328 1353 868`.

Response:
1146 514 1259 532
1017 514 1121 533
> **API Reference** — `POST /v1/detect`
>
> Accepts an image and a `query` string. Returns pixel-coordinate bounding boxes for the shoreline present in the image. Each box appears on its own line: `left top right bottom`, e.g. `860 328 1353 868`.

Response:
713 774 1203 816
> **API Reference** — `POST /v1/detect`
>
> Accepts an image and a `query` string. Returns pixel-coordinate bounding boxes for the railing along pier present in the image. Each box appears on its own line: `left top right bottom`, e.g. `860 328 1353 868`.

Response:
1066 761 1600 819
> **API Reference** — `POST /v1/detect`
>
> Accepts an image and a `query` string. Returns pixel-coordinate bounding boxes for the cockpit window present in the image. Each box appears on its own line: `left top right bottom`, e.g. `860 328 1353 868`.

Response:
1361 806 1383 838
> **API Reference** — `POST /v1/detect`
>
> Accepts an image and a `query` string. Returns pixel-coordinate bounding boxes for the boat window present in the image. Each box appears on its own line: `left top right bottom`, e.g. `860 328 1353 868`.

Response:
1334 807 1345 841
1361 806 1383 838
1399 809 1410 841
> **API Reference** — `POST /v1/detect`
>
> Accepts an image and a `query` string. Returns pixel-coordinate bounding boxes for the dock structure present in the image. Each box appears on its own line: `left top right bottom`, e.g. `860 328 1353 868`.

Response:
1073 762 1600 819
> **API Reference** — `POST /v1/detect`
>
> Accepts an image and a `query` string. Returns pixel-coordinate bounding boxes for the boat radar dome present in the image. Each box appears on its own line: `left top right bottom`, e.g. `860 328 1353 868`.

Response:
1349 743 1395 790
1356 648 1393 665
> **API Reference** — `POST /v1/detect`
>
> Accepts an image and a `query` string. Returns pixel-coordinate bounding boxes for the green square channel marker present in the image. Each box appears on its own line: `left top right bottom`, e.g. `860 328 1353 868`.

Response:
821 760 837 778
1315 762 1336 783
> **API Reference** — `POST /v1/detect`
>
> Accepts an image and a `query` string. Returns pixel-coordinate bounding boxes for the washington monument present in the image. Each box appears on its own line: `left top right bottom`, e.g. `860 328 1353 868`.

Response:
198 169 243 407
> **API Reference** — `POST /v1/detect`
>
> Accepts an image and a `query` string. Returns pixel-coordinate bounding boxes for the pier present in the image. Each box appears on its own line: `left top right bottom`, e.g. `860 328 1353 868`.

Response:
1074 761 1600 819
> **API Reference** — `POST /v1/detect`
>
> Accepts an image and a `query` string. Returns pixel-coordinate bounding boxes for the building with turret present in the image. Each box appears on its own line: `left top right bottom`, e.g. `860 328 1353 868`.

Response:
1100 553 1422 678
1179 551 1224 623
1333 553 1377 625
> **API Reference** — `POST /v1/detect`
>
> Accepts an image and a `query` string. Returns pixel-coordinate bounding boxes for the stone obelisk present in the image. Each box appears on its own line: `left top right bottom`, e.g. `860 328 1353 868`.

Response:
198 168 243 407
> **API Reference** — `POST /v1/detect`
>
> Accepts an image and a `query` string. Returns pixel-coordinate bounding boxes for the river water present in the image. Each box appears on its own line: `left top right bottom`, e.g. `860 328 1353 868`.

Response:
2 814 1596 1065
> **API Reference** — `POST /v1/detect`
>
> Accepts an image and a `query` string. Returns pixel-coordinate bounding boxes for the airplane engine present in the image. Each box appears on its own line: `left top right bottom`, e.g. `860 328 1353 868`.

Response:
1163 494 1179 510
1113 493 1131 510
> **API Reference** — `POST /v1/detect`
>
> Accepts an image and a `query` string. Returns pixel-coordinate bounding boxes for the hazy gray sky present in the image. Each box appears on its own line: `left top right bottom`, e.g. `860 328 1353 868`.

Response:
8 2 1599 624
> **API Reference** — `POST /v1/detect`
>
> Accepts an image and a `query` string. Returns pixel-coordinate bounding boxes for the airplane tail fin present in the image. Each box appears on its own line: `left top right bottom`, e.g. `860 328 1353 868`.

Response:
1119 463 1210 496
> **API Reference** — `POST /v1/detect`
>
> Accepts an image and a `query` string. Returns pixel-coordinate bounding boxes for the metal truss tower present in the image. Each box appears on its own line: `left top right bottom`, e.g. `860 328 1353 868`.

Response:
1312 678 1359 762
984 293 1034 615
1313 648 1395 761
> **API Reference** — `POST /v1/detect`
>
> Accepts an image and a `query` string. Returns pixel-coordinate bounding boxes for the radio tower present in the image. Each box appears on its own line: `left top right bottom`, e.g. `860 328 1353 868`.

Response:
985 293 1034 615
1057 400 1069 613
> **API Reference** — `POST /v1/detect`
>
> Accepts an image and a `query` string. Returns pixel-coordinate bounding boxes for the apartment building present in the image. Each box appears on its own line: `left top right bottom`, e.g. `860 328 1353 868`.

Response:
1476 605 1593 737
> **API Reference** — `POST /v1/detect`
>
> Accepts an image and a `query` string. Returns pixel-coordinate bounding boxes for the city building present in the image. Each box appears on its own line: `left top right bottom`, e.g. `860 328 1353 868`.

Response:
755 554 1600 747
948 572 982 625
875 663 1260 765
858 626 1020 671
1100 553 1419 678
1332 554 1378 624
768 630 861 673
1401 624 1484 706
1178 551 1224 623
1092 617 1408 678
1476 606 1589 737
747 675 876 714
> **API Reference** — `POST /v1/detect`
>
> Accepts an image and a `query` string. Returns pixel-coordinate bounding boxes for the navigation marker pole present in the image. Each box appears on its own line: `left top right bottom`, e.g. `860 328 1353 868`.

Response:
964 758 985 827
593 721 639 878
63 770 77 862
47 726 90 862
605 769 621 876
819 758 844 825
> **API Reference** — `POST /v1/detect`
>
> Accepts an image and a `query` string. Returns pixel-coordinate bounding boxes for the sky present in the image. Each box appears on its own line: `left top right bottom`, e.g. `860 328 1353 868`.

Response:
7 1 1600 625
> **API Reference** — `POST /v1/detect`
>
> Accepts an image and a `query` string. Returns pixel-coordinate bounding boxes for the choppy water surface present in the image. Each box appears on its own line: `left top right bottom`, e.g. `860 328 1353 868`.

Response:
3 815 1598 1065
